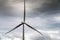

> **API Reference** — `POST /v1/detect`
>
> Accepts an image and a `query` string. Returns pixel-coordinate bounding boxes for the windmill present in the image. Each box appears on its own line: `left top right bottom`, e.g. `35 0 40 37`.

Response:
5 0 44 40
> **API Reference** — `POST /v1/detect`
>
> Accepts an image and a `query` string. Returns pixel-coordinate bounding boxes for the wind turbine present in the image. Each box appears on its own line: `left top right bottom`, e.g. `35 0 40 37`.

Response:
5 0 44 40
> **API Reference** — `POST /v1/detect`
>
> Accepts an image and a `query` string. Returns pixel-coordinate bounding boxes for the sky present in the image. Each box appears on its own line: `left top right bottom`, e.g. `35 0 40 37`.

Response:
0 0 60 40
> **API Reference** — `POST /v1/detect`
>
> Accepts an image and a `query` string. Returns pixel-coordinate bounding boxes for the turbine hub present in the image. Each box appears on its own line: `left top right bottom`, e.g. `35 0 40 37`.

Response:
21 22 25 24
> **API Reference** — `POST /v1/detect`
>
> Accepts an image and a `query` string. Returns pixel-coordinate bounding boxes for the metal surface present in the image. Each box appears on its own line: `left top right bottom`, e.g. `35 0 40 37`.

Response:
23 24 25 40
24 0 26 22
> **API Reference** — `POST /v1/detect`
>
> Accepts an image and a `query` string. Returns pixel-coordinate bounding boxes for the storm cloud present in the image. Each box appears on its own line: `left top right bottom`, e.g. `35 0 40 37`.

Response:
25 0 60 17
0 0 60 17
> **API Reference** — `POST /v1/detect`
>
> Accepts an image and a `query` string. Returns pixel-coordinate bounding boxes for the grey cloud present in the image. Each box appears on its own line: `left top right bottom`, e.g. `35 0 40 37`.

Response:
1 0 60 17
31 34 51 40
31 33 60 40
34 0 60 12
22 0 60 18
27 0 60 18
0 0 13 16
47 23 60 30
0 0 23 17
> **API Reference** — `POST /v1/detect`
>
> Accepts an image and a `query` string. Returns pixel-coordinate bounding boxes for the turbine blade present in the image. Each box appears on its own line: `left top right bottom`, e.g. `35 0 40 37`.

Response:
25 23 48 40
5 23 23 34
25 23 43 35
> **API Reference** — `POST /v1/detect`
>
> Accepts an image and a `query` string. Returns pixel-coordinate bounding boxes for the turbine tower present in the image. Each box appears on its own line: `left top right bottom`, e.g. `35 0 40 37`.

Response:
5 0 44 40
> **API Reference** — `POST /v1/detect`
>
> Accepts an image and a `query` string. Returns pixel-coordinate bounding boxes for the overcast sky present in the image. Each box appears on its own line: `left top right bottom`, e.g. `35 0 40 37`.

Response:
0 0 60 40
